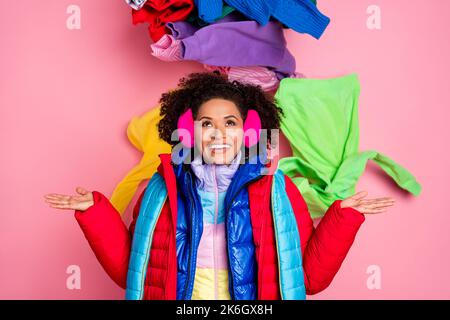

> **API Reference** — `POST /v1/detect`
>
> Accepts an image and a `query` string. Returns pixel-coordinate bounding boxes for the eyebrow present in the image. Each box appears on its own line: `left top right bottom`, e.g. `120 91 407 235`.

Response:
199 115 239 120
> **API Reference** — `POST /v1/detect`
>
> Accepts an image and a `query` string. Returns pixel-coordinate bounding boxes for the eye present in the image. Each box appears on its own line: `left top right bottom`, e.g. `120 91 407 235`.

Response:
225 120 236 126
202 121 212 127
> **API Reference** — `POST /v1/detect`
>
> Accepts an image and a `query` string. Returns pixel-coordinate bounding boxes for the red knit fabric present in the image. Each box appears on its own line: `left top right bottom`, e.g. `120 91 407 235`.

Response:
131 0 194 42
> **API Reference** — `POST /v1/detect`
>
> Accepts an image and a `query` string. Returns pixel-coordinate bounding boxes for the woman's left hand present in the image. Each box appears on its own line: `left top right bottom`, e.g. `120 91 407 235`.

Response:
340 191 395 214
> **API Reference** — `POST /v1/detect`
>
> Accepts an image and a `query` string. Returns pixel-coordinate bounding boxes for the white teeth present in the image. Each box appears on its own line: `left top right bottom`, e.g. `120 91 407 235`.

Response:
209 144 231 149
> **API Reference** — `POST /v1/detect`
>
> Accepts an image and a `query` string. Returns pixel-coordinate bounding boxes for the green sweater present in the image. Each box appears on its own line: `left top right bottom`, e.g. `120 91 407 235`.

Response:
275 74 421 218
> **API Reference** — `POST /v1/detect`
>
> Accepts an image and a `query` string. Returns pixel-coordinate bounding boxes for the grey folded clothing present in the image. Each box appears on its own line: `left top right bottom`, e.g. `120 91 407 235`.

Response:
125 0 147 10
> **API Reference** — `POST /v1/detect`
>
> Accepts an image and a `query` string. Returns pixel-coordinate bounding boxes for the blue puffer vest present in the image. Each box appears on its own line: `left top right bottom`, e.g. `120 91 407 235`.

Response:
125 148 306 300
174 150 266 300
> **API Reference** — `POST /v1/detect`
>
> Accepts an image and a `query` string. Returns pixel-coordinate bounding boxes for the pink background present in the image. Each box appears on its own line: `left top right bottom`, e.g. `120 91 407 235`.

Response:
1 0 449 299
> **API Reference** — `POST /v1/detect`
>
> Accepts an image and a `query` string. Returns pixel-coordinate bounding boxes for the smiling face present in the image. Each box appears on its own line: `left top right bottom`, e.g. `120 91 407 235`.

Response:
194 98 244 165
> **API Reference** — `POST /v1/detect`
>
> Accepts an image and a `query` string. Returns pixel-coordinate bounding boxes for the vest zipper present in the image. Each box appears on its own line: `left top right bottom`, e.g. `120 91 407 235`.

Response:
225 174 263 300
212 166 219 300
182 173 195 300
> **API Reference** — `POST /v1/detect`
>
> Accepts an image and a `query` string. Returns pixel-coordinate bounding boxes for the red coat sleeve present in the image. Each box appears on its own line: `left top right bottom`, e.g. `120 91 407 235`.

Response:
74 189 145 289
284 175 365 295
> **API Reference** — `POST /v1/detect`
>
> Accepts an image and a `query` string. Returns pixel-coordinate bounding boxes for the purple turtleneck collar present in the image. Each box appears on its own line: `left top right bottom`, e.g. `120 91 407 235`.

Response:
190 151 242 193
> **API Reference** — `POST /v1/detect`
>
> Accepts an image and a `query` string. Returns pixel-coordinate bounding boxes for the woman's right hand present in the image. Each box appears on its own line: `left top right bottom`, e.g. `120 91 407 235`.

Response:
44 187 94 212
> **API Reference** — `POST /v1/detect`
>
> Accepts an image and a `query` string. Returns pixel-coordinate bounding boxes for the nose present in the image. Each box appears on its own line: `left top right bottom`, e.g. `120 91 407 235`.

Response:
211 127 225 140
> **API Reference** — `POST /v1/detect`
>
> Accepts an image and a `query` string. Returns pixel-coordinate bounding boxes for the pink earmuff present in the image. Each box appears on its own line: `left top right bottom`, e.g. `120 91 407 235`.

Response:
177 108 195 148
242 109 262 148
177 108 261 148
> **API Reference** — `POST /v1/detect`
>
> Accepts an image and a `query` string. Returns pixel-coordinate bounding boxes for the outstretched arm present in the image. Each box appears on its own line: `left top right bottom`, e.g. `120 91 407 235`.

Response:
284 175 394 295
73 189 145 289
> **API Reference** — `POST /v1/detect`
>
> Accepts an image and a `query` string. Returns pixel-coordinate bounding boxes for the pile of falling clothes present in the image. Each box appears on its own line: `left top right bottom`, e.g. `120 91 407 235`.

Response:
124 0 330 92
111 1 422 218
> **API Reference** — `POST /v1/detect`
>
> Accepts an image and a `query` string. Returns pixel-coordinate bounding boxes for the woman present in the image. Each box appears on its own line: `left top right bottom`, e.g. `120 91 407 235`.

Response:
44 72 395 300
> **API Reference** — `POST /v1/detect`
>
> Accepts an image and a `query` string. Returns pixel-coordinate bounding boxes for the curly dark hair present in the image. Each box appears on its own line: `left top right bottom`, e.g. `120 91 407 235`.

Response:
158 71 284 149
